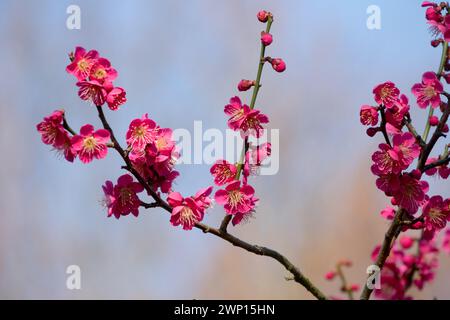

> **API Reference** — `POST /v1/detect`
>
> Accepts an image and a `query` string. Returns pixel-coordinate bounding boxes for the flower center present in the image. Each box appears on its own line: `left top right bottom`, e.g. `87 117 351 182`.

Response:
180 206 196 224
381 87 392 98
83 136 97 152
94 68 107 79
119 187 133 206
228 190 243 208
77 59 90 72
156 137 167 150
424 86 436 98
134 126 146 138
429 207 445 223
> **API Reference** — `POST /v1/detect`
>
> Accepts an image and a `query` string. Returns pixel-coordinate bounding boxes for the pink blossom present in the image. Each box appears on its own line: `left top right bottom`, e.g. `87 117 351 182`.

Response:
66 47 99 81
237 79 254 92
360 105 379 126
443 229 450 254
240 108 269 137
103 174 144 219
106 87 127 110
424 157 450 179
392 174 429 214
392 132 421 168
224 96 269 137
380 206 396 220
373 82 400 108
214 181 258 225
375 174 400 196
36 110 68 147
411 72 443 109
371 144 402 175
261 32 273 46
126 114 157 151
210 160 237 186
422 195 449 232
167 187 213 230
89 58 117 83
270 58 286 73
325 271 336 280
399 236 414 249
384 94 410 134
76 80 107 106
224 96 247 130
71 124 110 163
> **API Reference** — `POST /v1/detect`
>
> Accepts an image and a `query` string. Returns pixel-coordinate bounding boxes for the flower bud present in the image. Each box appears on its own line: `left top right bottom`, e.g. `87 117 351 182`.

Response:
271 58 286 72
431 39 442 47
410 169 422 180
442 124 449 133
400 236 414 249
257 10 270 23
325 271 336 280
261 32 273 46
366 127 379 137
429 115 439 126
237 79 255 92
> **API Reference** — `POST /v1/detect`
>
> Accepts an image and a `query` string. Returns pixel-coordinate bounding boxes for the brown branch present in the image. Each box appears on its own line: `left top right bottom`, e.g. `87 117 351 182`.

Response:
336 263 354 300
423 155 450 171
96 105 327 300
380 108 392 147
404 116 426 148
360 208 404 299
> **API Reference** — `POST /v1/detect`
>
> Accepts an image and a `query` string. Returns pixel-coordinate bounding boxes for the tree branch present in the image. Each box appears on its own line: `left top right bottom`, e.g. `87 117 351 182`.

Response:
96 104 327 300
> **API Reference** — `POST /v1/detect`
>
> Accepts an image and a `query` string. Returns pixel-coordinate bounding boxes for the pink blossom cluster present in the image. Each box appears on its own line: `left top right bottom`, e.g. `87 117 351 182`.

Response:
66 47 127 110
212 11 282 226
372 237 440 300
324 260 360 299
354 1 450 300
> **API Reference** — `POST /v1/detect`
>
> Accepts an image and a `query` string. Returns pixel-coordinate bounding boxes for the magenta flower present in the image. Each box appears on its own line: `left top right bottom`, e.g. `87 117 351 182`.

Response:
76 80 108 106
392 174 429 214
89 57 117 84
224 96 247 130
240 109 270 137
411 72 443 109
380 206 396 220
422 195 449 232
66 46 99 81
126 114 157 152
384 95 410 134
106 87 127 110
392 132 421 168
71 124 110 164
425 157 450 179
103 174 144 219
167 188 212 230
371 143 402 175
375 173 400 196
373 82 400 108
36 110 67 147
360 105 379 126
214 181 258 219
210 160 237 186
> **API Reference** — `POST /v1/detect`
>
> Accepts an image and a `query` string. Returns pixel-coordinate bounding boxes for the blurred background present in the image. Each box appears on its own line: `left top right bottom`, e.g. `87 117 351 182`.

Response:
0 0 449 299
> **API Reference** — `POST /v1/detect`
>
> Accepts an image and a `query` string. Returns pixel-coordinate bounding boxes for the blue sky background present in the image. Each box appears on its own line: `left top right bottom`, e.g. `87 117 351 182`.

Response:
0 0 449 299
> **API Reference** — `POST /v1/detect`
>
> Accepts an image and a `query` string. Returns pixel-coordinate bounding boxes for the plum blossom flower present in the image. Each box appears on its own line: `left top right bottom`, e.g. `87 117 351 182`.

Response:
257 10 270 23
411 72 443 109
384 94 410 134
380 206 396 220
71 124 110 163
371 143 403 175
425 157 450 179
167 187 213 230
66 47 99 81
210 160 237 186
392 132 421 168
103 174 144 219
126 114 157 152
224 96 269 137
89 58 117 83
392 174 429 214
360 105 379 126
422 195 449 232
36 110 67 147
373 82 400 108
106 87 127 110
214 181 258 225
76 80 108 106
